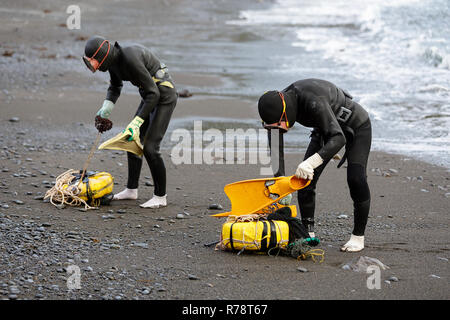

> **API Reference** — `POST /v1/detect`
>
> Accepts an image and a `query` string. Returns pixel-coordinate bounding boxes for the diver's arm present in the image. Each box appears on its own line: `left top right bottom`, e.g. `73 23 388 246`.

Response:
96 71 123 119
295 99 345 180
312 100 346 162
106 70 123 104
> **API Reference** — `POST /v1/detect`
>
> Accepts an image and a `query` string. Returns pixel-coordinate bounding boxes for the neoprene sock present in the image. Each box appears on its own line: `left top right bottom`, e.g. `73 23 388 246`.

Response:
341 234 364 252
140 194 167 208
113 188 138 200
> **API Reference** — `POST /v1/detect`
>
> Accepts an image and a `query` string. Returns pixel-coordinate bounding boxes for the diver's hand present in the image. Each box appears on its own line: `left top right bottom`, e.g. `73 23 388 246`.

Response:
95 115 113 133
96 100 115 119
124 116 144 144
295 153 323 180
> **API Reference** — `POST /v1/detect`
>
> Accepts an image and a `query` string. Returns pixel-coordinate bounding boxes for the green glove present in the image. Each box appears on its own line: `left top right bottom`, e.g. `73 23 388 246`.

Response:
124 116 144 148
96 100 115 119
278 193 292 205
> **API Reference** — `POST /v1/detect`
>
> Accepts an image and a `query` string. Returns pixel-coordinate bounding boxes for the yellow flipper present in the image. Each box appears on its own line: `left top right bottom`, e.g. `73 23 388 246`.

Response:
98 131 143 156
211 175 310 217
255 203 298 218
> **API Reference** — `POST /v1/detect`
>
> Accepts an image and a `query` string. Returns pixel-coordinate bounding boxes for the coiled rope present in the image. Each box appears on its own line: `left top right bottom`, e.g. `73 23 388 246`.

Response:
44 132 102 211
44 169 97 211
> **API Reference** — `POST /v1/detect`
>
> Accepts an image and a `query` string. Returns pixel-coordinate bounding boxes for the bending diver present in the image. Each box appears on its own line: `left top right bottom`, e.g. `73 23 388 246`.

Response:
83 36 177 208
258 79 372 252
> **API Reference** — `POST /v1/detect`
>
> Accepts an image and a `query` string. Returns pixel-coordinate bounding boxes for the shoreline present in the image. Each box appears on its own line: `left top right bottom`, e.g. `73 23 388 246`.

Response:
2 82 449 172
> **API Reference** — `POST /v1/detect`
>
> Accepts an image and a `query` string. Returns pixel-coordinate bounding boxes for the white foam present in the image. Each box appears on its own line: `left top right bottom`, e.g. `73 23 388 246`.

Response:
225 0 450 168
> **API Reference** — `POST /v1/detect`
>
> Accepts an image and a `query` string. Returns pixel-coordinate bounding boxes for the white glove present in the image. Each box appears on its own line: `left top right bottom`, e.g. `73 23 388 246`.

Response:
97 100 115 119
295 153 323 180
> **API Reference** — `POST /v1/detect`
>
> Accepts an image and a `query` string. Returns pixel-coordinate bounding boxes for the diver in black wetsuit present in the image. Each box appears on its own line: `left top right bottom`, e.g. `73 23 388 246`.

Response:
258 79 371 252
83 36 177 208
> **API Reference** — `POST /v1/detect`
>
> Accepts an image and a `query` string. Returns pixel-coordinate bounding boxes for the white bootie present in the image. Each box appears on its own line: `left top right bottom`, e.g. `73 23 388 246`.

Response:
308 232 316 238
140 194 167 208
340 234 365 252
113 188 138 200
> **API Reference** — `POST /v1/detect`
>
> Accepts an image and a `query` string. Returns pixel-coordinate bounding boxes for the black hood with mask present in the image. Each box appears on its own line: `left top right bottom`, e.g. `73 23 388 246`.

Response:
83 35 119 72
258 90 297 128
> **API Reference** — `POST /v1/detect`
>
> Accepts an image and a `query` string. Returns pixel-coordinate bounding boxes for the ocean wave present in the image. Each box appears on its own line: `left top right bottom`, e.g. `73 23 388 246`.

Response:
422 47 450 69
229 31 264 43
418 84 450 94
223 0 450 168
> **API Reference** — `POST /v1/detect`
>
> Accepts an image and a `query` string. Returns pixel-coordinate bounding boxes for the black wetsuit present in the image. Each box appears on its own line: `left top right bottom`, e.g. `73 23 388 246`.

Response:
282 79 371 236
106 43 178 196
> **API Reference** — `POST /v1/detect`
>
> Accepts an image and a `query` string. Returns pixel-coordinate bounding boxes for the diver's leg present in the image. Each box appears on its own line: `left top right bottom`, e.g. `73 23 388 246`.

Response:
113 101 153 200
297 130 329 237
341 120 372 252
140 86 177 208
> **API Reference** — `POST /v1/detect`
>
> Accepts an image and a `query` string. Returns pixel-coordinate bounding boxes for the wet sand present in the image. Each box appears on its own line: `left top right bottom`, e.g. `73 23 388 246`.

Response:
0 0 449 302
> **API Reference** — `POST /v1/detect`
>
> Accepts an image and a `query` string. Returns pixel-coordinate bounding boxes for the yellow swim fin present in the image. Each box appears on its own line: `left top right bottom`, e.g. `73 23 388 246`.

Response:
211 175 310 217
255 203 298 218
98 131 143 156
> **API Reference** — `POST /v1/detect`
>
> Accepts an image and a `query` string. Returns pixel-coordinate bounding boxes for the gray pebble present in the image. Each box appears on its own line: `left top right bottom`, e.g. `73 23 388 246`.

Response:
132 242 149 249
208 204 223 210
102 214 116 220
9 286 20 294
387 276 399 282
188 274 199 280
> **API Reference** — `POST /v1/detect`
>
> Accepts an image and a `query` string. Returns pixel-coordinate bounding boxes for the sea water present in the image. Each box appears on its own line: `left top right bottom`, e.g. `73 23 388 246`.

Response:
163 0 450 168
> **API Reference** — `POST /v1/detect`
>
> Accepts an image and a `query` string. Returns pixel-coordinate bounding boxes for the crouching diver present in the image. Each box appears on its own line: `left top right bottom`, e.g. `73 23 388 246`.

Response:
258 79 372 252
83 36 177 208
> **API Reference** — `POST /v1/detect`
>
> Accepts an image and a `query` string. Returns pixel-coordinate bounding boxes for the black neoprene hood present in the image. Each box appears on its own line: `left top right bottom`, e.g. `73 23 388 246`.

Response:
258 91 284 124
84 35 116 72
